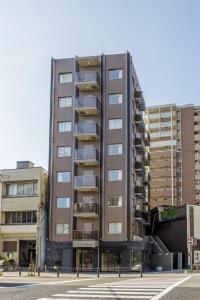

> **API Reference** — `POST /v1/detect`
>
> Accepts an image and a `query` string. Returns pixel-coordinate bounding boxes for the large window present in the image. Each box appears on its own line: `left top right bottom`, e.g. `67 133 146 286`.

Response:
56 197 70 208
56 223 70 234
109 119 122 130
58 97 72 108
57 146 71 157
108 170 122 181
57 172 71 183
58 121 71 132
109 69 123 80
59 73 72 84
108 196 122 207
108 94 123 104
6 182 38 197
108 144 122 155
5 211 37 224
108 223 122 234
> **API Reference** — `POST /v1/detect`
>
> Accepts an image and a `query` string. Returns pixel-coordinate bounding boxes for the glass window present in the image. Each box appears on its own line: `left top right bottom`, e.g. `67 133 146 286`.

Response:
160 111 171 118
58 121 72 132
6 184 17 196
56 197 70 208
109 119 122 130
59 73 72 84
108 144 123 155
108 170 122 181
33 182 38 194
150 140 176 147
56 223 70 234
149 113 160 119
108 196 122 207
108 94 123 104
57 146 71 157
109 69 123 80
57 172 71 183
58 97 72 108
108 223 122 234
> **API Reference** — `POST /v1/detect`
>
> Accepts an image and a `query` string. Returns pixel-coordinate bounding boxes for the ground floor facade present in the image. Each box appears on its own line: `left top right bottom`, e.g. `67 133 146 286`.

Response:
46 241 149 272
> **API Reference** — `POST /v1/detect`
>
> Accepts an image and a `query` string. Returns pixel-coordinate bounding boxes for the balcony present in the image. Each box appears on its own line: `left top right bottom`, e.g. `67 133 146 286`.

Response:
144 173 150 185
73 202 98 218
74 148 99 166
195 134 200 142
134 90 145 111
74 123 99 140
144 152 150 166
194 115 200 122
74 175 99 192
76 56 100 67
135 154 143 169
75 96 100 115
73 230 99 248
0 224 37 234
134 112 143 123
76 71 100 91
144 132 150 147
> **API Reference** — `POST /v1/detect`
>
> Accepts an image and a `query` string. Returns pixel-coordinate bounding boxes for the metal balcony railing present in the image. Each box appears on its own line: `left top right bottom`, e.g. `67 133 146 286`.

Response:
73 230 98 240
74 148 99 161
73 203 98 214
75 96 99 109
74 175 98 189
74 123 99 135
76 71 99 83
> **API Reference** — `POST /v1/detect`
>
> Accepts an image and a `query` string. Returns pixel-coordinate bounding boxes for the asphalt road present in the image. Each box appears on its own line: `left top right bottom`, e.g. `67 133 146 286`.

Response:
0 274 199 299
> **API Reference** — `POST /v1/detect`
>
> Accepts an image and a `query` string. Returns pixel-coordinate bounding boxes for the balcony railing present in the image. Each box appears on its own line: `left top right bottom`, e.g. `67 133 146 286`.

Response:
74 175 99 191
73 202 98 217
74 123 99 140
73 230 98 240
75 96 100 115
134 90 145 111
144 152 150 166
74 148 99 165
76 71 100 91
144 131 150 146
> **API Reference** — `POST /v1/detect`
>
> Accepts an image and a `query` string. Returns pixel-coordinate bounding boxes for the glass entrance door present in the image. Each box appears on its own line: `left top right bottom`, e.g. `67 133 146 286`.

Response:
77 249 93 271
101 251 121 271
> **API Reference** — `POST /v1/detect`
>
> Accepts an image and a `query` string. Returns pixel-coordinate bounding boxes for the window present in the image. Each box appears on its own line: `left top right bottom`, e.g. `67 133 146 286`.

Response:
6 182 38 196
109 69 123 80
109 119 122 130
5 211 37 224
57 172 71 183
108 170 122 181
58 97 72 108
108 223 122 234
57 146 71 157
108 144 122 155
108 94 123 104
58 121 71 132
59 73 72 84
108 196 122 207
56 197 70 208
56 223 70 234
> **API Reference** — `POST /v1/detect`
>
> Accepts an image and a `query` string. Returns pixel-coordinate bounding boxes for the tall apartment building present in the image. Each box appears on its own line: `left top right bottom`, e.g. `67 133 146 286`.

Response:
48 52 150 271
0 161 47 267
145 104 200 208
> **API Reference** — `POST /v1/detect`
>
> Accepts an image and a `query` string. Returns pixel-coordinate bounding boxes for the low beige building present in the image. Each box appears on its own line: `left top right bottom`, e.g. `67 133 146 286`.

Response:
0 161 47 267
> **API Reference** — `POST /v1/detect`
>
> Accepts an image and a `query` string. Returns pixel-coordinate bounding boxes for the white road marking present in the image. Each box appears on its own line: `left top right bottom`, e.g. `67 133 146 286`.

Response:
151 276 191 300
80 287 163 291
51 295 153 299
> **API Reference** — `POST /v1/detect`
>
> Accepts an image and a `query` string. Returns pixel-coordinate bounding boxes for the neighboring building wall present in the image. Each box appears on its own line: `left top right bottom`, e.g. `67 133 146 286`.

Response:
0 162 47 267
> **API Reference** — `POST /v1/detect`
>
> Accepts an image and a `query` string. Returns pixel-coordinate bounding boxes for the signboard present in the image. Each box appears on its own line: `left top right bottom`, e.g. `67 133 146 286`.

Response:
160 207 177 221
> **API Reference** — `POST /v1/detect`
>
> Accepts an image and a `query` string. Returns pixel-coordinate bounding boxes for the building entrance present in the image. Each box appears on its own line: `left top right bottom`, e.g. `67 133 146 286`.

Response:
101 251 121 271
19 240 36 267
76 249 93 271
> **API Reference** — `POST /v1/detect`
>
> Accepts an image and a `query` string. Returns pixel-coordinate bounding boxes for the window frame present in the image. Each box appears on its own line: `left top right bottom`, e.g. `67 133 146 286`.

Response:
108 144 123 156
59 73 73 84
108 93 123 105
58 121 72 132
108 119 123 130
58 96 72 108
57 171 71 183
108 69 123 80
108 170 122 182
57 146 71 158
56 197 71 208
108 222 122 234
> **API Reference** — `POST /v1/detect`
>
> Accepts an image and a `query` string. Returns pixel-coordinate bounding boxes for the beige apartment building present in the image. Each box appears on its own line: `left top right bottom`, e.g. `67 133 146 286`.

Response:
145 103 200 208
0 161 47 267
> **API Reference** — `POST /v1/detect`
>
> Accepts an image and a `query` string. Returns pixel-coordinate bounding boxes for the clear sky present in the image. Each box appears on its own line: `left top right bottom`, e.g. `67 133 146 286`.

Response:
0 0 200 170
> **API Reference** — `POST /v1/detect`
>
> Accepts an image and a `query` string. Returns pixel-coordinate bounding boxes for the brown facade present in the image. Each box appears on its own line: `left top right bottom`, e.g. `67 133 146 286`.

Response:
48 53 149 270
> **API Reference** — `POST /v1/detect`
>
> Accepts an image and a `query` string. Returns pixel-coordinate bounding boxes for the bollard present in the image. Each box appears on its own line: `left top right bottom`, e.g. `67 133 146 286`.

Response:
140 265 143 277
57 267 60 277
19 266 21 277
97 267 100 278
118 267 121 278
76 267 79 278
38 267 40 276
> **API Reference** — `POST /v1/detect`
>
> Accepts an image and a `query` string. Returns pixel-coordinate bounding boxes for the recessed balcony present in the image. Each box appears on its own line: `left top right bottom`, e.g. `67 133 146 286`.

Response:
134 90 145 111
76 71 100 91
73 230 99 248
75 96 100 115
74 175 99 192
73 202 98 218
76 56 100 67
74 148 99 166
74 123 99 140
